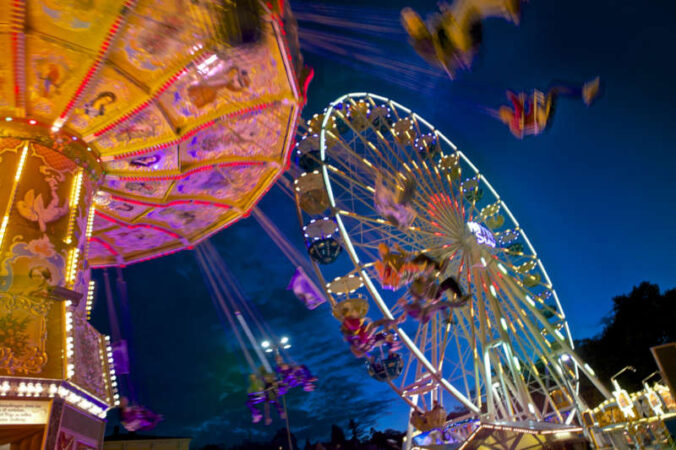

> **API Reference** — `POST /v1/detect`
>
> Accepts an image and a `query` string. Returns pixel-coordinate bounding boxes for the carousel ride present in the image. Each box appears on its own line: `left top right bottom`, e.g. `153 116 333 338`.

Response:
0 0 303 448
291 93 614 446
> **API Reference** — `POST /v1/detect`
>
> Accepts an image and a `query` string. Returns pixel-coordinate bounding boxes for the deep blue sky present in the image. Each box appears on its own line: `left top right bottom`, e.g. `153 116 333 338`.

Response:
92 0 676 446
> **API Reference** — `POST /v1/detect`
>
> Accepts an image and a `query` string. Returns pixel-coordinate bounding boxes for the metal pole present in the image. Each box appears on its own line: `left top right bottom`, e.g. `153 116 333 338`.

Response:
282 394 294 450
235 311 272 372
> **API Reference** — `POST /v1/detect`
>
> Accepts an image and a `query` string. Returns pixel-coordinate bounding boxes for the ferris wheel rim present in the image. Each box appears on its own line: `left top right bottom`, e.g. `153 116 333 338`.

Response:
302 92 592 422
318 92 574 347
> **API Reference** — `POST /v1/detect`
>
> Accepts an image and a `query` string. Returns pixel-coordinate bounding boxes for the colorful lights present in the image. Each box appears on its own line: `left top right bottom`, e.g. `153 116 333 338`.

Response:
65 304 75 379
86 280 95 320
105 336 120 406
85 205 96 241
0 378 111 418
0 142 29 251
65 248 80 287
64 169 84 245
12 144 29 184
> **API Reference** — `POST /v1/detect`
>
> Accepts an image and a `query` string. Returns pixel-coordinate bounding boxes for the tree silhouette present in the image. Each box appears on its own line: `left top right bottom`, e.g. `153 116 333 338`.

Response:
330 424 346 446
348 419 362 442
575 282 676 406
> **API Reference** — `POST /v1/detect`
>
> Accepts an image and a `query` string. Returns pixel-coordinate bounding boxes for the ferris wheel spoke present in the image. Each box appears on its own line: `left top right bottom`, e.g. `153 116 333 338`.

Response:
496 272 581 406
450 309 479 401
493 304 568 421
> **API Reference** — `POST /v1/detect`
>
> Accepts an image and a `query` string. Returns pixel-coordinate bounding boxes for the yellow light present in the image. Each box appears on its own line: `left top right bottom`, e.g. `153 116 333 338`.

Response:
64 169 84 245
65 248 80 287
86 280 96 320
84 205 96 258
0 143 29 251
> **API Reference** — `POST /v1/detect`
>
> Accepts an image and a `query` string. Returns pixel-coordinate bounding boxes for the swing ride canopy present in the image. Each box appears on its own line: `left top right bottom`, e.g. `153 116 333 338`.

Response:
1 0 302 267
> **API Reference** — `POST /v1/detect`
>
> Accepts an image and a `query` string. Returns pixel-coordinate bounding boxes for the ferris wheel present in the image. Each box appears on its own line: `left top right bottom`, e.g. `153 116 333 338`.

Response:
292 93 610 437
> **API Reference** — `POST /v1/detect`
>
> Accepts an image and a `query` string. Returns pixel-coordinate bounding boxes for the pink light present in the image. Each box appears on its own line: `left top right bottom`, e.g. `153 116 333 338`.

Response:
109 195 231 209
111 102 275 160
95 211 183 240
89 236 119 256
114 161 262 182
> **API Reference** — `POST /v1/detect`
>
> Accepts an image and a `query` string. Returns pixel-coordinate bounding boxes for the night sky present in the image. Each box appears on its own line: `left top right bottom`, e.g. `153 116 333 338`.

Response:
91 0 676 447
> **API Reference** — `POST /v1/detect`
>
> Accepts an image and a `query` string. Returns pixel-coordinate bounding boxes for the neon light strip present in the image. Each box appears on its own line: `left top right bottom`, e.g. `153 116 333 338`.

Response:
65 302 75 378
0 143 29 251
110 195 231 210
85 204 96 240
104 336 120 405
86 280 95 320
111 161 262 182
89 237 119 257
64 169 84 244
65 248 80 287
10 0 26 112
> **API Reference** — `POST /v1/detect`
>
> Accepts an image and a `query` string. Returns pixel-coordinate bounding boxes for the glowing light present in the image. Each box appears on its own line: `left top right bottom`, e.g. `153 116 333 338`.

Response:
51 117 65 131
65 248 80 287
280 336 289 344
14 143 28 182
560 354 571 362
86 280 96 320
584 363 596 376
489 285 497 297
261 340 270 348
500 318 508 331
64 169 84 244
467 221 496 247
0 143 29 251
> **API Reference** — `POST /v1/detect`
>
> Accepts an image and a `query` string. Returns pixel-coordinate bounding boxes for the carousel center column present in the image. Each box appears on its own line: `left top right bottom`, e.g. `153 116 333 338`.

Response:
0 120 117 449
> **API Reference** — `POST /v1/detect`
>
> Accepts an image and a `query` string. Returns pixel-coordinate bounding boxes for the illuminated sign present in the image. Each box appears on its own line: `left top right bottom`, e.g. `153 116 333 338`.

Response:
0 400 50 425
467 222 496 248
